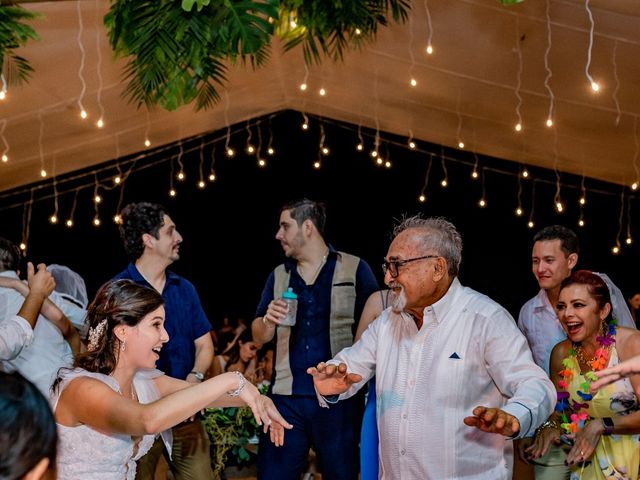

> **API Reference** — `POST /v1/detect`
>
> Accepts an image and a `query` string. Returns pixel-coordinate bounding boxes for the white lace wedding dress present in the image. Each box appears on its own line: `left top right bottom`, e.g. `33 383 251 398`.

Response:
51 368 172 479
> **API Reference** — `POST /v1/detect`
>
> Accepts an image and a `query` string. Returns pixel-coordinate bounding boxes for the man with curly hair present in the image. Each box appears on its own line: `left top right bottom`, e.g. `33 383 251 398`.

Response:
114 202 215 480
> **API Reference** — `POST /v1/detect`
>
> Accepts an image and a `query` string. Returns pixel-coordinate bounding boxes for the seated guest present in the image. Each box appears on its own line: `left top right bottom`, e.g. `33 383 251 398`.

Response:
51 279 291 480
0 371 57 480
208 329 261 382
527 271 640 478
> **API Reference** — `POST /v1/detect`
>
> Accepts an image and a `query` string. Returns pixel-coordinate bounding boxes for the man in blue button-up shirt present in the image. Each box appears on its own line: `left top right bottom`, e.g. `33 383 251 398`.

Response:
114 202 214 480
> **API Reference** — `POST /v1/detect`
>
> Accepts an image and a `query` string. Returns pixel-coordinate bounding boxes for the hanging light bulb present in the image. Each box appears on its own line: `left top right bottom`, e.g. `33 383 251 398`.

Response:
313 161 321 169
169 188 177 197
96 118 104 128
408 141 416 149
579 196 586 205
321 147 329 155
80 109 88 120
555 201 564 213
19 242 26 250
208 172 216 181
355 28 362 35
267 147 275 155
612 245 620 255
632 182 638 191
300 83 307 91
258 159 266 167
478 199 486 207
515 123 522 132
319 88 326 96
226 147 235 157
114 176 121 185
2 154 8 162
93 217 101 226
626 237 633 245
66 219 73 228
94 195 102 204
471 170 479 179
198 180 205 189
246 145 255 154
458 141 465 149
527 221 535 228
144 139 151 148
356 143 364 151
578 219 585 227
301 122 309 131
376 158 383 165
40 169 47 178
515 207 523 216
385 161 391 168
418 194 426 202
441 179 448 188
49 214 58 224
522 169 529 178
113 214 122 224
370 150 378 158
410 78 417 87
0 90 6 100
590 81 600 92
426 45 433 55
546 118 553 128
177 171 185 181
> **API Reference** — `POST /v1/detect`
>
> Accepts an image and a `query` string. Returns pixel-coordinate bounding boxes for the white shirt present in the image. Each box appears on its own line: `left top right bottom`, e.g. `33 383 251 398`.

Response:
0 314 33 361
326 278 555 480
518 272 635 375
0 271 80 394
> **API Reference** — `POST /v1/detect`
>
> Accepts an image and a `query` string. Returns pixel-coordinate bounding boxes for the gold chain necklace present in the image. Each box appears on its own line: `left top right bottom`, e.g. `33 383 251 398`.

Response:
299 250 329 285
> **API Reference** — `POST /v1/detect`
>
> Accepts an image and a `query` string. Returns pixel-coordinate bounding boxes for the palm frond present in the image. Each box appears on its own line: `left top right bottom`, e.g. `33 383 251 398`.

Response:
0 4 39 86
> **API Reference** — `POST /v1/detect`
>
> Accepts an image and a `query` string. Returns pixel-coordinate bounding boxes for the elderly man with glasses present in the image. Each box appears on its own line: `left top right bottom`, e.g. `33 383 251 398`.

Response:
308 215 555 480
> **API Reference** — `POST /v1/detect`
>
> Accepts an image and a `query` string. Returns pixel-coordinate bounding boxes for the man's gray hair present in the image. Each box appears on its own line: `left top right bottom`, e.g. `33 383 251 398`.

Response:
393 216 463 276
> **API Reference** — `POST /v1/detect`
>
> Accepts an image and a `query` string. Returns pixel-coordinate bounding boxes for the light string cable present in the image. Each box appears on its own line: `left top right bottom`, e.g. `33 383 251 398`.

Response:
478 167 487 207
356 121 364 151
528 180 537 229
372 59 381 160
208 144 217 182
168 155 176 197
515 169 524 217
408 129 416 150
0 119 9 162
553 129 563 213
144 110 152 147
578 174 586 227
632 116 640 190
197 137 206 188
256 121 266 167
224 91 235 157
92 172 101 226
584 0 599 92
612 186 624 254
267 114 276 156
418 153 433 203
456 89 464 148
440 145 448 187
300 63 309 91
245 120 255 155
423 0 434 55
408 12 417 87
0 72 7 99
626 193 633 245
472 151 480 179
66 188 80 228
113 133 122 184
176 140 185 180
315 122 326 169
49 176 59 224
20 189 34 252
544 0 554 127
75 0 88 119
612 40 621 125
94 0 105 128
514 14 524 132
37 110 46 178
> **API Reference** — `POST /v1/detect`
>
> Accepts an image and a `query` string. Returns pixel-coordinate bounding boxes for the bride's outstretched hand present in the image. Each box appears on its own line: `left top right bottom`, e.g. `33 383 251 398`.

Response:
260 395 293 446
238 381 269 427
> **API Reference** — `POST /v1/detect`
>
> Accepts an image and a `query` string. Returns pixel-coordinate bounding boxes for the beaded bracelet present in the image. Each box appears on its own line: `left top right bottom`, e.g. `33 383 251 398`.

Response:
227 371 246 397
534 418 561 438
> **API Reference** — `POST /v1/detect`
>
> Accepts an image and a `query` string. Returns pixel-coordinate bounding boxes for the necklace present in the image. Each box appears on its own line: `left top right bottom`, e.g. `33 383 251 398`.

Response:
299 250 329 285
556 319 616 434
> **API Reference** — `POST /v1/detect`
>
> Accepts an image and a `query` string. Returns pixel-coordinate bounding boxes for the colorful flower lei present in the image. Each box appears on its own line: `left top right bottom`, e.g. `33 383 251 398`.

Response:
555 319 617 434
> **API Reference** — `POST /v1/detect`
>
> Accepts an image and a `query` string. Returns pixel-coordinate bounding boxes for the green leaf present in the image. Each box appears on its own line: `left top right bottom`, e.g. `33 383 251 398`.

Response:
0 4 40 86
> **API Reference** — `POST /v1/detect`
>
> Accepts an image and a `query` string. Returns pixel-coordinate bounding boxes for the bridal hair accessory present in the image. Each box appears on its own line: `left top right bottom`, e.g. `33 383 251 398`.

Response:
87 318 108 351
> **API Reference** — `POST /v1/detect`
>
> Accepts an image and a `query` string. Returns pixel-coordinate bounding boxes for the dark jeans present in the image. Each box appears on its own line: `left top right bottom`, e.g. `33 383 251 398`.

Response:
257 394 359 480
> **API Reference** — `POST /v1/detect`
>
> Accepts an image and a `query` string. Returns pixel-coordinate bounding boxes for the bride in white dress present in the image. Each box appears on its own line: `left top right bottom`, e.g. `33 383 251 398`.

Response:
50 279 291 479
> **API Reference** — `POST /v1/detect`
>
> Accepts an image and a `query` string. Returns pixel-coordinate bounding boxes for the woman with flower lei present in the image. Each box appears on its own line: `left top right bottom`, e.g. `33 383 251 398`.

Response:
51 280 292 480
526 270 640 480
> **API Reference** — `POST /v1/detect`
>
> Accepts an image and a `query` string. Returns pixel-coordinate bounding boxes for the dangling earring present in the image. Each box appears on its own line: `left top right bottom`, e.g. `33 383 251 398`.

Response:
121 339 126 352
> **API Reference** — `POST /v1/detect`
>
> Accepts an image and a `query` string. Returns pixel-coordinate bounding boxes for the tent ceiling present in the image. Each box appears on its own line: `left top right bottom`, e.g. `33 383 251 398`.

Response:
1 0 639 193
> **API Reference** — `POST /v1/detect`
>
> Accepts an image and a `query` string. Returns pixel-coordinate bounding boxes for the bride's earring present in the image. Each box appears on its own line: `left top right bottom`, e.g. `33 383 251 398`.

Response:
121 339 126 352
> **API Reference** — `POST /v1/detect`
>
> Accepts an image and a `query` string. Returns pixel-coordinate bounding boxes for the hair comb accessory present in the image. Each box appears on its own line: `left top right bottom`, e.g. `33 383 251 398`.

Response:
87 318 108 351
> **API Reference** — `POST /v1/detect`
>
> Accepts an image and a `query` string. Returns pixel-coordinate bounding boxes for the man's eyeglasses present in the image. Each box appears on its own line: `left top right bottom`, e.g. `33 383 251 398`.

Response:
382 255 439 278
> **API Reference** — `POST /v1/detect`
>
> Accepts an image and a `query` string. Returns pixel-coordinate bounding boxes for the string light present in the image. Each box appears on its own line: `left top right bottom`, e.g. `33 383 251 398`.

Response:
612 40 621 125
20 189 34 253
313 161 321 169
419 194 426 202
94 8 105 129
319 88 326 96
114 175 121 184
612 186 624 255
408 130 416 150
113 214 122 224
169 188 176 197
0 119 9 162
578 175 586 227
208 145 217 182
258 159 267 167
245 121 255 154
632 116 640 189
177 171 185 181
513 16 524 133
471 153 479 179
93 216 101 226
584 0 600 93
50 214 58 224
300 64 309 91
197 138 206 189
385 160 391 168
75 0 88 120
301 112 310 131
521 168 529 179
625 194 633 245
456 91 465 149
144 110 152 147
66 189 79 228
440 148 448 187
356 123 364 151
417 154 433 205
527 180 537 229
267 114 276 156
423 0 434 55
408 12 417 88
38 111 47 179
477 168 487 207
543 0 555 128
515 169 523 217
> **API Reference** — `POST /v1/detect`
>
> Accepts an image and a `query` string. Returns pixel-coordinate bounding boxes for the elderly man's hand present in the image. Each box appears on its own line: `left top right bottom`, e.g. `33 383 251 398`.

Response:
463 406 520 437
307 362 362 396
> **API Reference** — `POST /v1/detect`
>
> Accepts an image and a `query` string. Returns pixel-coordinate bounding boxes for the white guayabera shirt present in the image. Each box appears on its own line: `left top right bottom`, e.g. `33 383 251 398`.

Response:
322 278 555 480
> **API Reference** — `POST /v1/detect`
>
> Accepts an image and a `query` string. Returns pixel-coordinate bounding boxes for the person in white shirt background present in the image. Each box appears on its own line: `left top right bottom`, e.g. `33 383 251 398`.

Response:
0 237 82 394
0 262 56 363
517 225 635 479
308 215 555 479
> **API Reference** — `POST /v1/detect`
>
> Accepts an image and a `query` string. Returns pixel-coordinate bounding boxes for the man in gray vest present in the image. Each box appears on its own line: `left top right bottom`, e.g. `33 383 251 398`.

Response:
252 198 378 480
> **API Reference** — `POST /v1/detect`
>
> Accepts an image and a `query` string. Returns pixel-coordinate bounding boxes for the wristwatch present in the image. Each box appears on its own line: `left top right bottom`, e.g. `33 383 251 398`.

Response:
601 417 614 435
190 371 205 381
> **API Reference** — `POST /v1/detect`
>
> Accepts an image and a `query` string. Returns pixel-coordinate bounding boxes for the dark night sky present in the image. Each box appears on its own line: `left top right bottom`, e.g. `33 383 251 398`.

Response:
0 110 638 327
